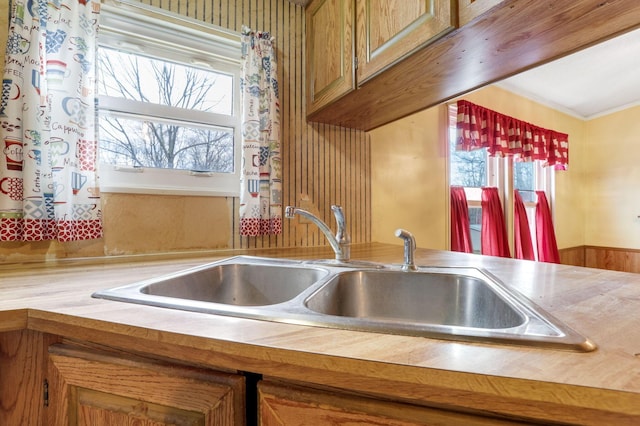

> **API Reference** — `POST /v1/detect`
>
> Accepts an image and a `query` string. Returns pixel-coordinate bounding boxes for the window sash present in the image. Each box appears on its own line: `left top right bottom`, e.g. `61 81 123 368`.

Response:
97 0 242 196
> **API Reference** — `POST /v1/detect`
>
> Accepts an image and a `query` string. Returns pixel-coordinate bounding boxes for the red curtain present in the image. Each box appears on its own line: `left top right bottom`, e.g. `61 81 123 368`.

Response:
535 191 560 263
456 100 569 170
514 190 535 260
450 186 473 253
481 187 511 258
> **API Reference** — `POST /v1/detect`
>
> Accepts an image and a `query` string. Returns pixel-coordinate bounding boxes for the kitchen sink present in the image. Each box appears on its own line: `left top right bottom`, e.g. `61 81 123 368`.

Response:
93 256 596 352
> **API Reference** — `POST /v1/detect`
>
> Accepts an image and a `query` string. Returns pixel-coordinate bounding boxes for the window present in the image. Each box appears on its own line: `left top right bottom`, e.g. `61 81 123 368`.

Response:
97 1 241 196
448 105 553 257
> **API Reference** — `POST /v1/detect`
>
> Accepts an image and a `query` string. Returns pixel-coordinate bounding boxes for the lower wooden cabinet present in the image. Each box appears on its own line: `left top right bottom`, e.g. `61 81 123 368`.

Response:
46 343 245 425
258 380 528 426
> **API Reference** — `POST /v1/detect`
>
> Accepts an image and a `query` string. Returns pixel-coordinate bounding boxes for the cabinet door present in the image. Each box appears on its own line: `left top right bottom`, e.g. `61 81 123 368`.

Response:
355 0 456 83
306 0 355 114
258 380 528 426
46 343 245 426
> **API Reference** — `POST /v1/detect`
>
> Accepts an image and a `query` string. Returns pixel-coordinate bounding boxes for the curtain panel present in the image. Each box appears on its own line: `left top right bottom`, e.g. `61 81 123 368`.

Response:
239 27 282 236
480 187 511 258
0 0 102 241
456 100 569 170
535 191 561 263
450 186 473 253
514 190 535 260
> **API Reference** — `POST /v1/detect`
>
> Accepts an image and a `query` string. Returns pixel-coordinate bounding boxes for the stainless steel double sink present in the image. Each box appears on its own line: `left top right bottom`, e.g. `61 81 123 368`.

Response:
92 256 596 351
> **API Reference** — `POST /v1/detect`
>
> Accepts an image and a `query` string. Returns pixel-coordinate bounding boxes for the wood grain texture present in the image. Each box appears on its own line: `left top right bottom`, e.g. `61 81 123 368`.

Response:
0 330 60 426
1 245 640 424
584 245 640 273
309 0 640 130
306 0 355 113
355 0 455 83
258 380 528 425
47 343 245 425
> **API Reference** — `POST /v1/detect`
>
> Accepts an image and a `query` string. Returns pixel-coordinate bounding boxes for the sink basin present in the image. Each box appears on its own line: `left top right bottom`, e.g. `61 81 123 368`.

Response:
94 257 329 308
141 262 327 306
304 270 525 329
93 256 596 352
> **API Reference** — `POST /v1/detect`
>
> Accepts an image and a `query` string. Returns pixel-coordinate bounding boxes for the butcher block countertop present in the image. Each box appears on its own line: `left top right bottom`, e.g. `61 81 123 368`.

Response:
2 243 640 424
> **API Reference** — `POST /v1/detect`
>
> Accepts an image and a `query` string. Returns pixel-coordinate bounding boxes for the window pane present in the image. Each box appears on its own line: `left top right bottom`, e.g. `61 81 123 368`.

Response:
514 161 535 202
99 114 234 173
98 47 234 116
469 207 482 254
449 128 487 187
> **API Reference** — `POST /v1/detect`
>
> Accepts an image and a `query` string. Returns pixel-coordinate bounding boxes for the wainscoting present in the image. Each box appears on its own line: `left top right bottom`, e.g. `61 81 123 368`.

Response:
560 246 640 273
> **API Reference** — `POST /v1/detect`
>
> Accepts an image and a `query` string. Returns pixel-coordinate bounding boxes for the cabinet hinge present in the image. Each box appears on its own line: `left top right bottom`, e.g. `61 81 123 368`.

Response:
354 56 358 70
43 379 49 407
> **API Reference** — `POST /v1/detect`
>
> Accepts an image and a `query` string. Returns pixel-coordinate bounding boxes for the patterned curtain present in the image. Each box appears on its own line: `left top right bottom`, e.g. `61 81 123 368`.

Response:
456 100 569 170
239 27 282 236
0 0 102 241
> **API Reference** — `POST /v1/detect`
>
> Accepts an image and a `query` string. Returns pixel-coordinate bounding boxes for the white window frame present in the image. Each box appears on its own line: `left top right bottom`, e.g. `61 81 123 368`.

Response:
97 0 242 196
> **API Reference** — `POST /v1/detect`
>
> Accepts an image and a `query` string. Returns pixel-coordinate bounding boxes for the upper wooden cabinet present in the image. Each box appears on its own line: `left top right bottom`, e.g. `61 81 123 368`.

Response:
355 0 456 83
306 0 355 114
305 0 454 115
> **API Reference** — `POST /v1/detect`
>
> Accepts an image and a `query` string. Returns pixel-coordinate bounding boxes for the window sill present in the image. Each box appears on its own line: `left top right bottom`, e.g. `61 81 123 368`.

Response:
99 185 239 197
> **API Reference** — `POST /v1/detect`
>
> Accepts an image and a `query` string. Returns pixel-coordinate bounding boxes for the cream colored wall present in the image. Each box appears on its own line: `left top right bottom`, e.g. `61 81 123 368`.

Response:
370 107 449 249
371 85 587 250
584 105 640 248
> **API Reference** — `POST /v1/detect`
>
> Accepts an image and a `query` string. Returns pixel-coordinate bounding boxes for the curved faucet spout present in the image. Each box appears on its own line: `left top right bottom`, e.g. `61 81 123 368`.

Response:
285 205 351 261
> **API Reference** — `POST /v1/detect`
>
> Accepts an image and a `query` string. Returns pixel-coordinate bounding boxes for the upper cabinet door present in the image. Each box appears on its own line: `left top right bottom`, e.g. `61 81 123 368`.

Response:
306 0 355 114
355 0 456 83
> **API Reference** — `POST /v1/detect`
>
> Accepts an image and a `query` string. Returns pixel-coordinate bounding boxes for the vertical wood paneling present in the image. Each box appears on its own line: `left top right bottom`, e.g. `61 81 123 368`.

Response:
139 0 371 251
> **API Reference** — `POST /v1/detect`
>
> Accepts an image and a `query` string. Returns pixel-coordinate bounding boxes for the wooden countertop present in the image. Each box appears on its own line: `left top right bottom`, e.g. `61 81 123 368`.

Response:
1 243 640 424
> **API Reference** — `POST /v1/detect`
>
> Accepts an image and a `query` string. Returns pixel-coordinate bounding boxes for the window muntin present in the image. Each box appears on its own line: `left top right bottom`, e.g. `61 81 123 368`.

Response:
97 1 241 196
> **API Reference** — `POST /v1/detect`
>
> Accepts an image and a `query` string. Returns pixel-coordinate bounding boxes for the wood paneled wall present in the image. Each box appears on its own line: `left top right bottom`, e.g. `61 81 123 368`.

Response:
142 0 372 251
560 246 640 274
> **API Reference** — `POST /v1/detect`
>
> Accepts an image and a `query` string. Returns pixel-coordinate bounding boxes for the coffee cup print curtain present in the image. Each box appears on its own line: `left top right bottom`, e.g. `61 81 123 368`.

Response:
0 0 103 241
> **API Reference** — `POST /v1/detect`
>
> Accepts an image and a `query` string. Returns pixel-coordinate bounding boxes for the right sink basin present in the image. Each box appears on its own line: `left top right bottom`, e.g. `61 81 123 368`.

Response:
304 267 596 352
304 270 526 329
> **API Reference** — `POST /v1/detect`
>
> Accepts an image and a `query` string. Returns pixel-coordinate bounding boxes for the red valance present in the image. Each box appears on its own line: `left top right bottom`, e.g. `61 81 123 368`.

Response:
456 100 569 170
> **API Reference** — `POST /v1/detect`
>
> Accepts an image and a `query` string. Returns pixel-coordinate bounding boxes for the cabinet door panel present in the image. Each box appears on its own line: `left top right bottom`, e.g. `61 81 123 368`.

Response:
47 343 244 426
356 0 456 83
258 380 527 426
306 0 355 113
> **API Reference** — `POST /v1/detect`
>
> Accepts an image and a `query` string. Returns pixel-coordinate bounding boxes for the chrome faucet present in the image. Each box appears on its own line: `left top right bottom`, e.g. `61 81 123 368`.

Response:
395 228 418 271
285 205 351 261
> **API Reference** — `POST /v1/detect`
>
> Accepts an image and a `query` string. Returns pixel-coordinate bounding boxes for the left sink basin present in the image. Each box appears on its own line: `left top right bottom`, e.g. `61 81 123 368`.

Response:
93 256 329 307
